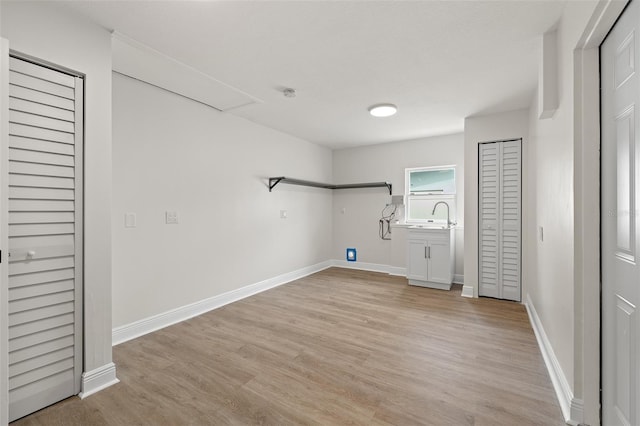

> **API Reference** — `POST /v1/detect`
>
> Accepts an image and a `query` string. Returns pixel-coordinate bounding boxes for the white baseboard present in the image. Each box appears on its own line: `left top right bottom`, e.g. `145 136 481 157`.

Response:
331 259 403 275
388 265 407 276
525 294 580 424
79 362 119 399
570 398 584 426
461 285 474 298
331 260 462 283
408 279 452 290
112 260 332 346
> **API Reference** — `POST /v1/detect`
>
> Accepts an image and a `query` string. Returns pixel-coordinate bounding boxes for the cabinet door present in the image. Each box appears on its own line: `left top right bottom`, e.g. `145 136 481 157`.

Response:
427 240 450 283
407 240 428 281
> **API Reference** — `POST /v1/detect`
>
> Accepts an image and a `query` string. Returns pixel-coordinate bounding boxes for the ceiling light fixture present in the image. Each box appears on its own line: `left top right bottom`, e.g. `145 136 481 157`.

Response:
283 88 296 98
368 103 397 117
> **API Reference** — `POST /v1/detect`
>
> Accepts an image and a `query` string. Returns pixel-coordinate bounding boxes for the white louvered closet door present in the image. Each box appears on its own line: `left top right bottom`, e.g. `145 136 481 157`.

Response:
479 142 500 298
7 56 83 422
499 141 521 301
479 140 521 301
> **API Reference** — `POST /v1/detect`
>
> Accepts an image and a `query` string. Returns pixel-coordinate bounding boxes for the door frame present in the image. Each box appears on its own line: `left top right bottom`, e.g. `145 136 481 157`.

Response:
1 36 10 426
574 0 628 424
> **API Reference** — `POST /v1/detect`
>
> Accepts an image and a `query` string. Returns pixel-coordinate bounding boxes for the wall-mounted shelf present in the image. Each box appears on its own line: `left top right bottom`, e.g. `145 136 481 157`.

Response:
268 176 392 195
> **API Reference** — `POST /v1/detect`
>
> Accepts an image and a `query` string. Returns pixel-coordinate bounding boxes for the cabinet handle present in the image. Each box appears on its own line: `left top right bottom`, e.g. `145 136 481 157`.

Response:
428 246 431 259
424 246 427 258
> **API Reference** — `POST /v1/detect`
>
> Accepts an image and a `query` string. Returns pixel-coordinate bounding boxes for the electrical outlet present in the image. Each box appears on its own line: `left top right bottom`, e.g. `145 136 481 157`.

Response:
166 211 179 224
280 210 287 219
346 248 357 262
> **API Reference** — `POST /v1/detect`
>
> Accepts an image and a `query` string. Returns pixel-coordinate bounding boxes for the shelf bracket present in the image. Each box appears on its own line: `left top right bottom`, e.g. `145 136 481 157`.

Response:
269 177 285 192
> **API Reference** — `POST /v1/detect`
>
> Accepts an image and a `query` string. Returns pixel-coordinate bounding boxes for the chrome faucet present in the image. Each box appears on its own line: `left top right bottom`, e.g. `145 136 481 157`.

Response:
432 201 456 227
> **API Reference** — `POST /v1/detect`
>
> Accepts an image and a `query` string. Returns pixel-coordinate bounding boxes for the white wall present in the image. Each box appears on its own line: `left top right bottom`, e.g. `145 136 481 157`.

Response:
0 0 114 399
112 73 333 327
463 109 530 298
527 0 599 418
332 133 464 277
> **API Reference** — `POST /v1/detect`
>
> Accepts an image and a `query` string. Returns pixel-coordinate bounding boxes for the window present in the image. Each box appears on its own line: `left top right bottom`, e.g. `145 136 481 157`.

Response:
405 166 456 223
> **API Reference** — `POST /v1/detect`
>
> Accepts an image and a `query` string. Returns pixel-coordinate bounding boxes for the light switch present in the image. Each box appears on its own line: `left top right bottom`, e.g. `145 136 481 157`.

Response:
125 212 137 228
166 211 179 224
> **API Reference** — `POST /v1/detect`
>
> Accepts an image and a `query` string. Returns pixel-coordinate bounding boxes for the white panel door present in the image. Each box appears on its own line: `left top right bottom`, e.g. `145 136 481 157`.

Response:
601 1 640 423
7 56 83 422
479 140 521 301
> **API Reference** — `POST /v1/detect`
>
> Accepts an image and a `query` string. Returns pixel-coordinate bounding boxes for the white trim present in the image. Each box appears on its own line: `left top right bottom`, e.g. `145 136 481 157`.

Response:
331 260 425 279
525 294 574 424
388 266 407 276
332 260 465 289
408 279 452 291
573 2 628 424
331 259 396 274
79 363 119 399
570 398 584 426
0 37 9 426
112 260 332 346
461 285 474 298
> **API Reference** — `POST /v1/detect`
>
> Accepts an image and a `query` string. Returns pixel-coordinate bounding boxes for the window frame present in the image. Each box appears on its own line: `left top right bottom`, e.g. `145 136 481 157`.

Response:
404 165 456 224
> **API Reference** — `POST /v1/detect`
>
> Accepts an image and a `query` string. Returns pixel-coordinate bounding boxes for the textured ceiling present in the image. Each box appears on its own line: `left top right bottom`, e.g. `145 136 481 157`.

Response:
57 0 567 149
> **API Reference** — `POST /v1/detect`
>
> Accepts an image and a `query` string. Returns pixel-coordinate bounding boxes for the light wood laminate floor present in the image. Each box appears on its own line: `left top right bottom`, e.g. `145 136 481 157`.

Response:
11 268 563 425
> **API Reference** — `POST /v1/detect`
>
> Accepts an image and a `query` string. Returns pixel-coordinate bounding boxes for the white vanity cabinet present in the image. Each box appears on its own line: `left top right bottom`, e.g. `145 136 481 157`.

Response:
406 227 455 290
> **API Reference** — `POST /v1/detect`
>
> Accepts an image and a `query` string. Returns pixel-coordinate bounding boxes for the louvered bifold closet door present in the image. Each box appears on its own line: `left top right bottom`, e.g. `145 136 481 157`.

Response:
7 56 83 422
499 140 521 301
479 143 500 298
478 140 521 301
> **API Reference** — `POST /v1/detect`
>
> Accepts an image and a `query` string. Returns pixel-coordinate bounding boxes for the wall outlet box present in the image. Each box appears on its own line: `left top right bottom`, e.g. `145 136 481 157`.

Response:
166 211 179 224
346 248 357 262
